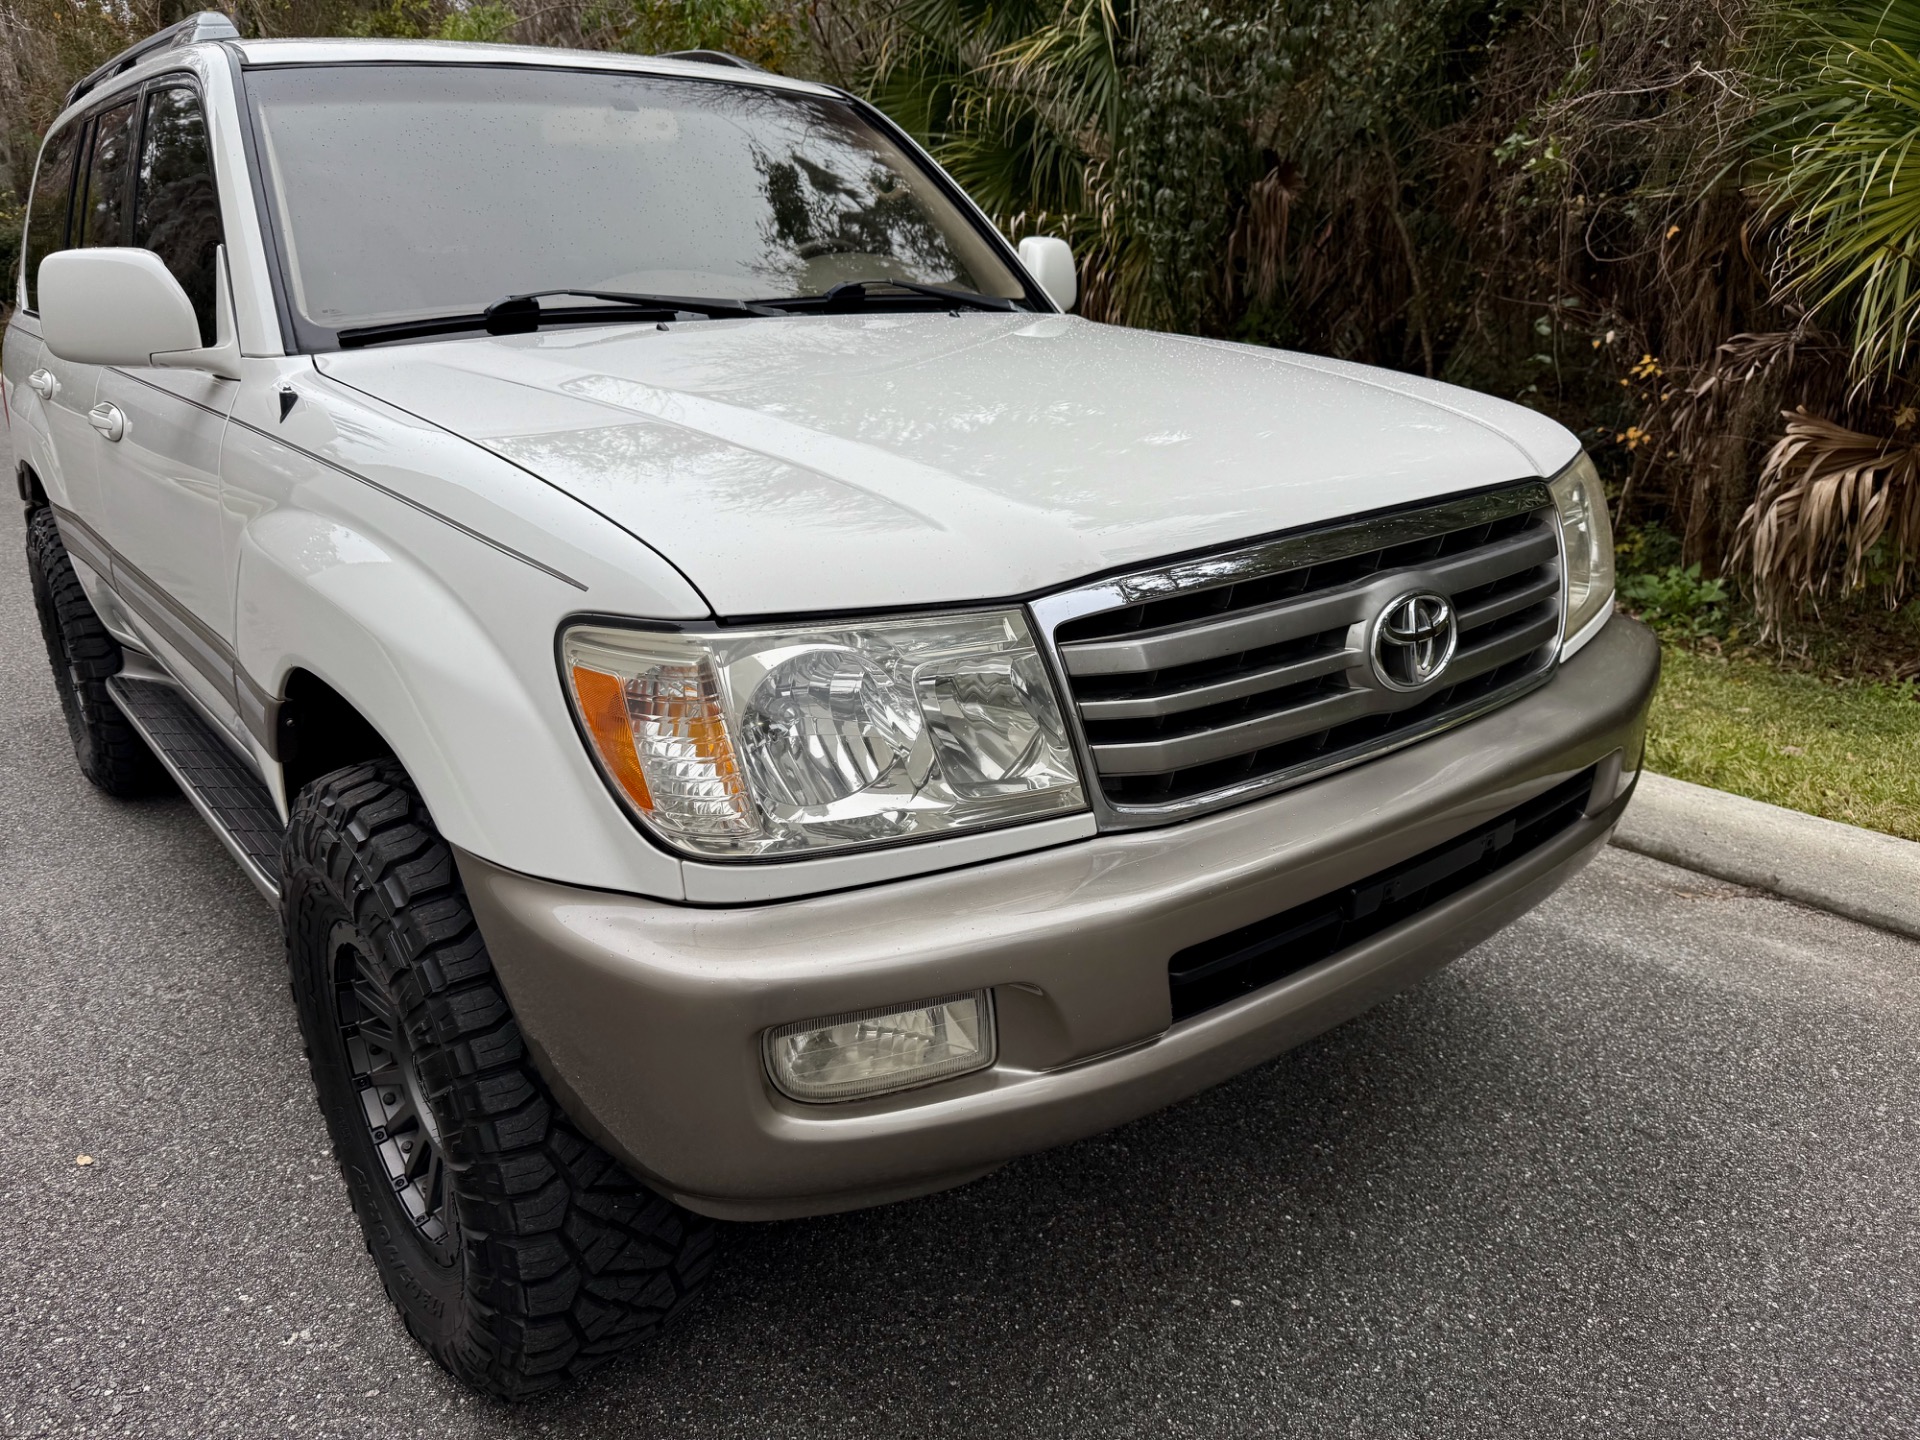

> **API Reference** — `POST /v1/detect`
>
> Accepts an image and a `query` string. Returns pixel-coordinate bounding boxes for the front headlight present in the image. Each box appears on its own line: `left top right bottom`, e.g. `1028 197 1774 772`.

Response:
1549 450 1615 649
562 611 1086 859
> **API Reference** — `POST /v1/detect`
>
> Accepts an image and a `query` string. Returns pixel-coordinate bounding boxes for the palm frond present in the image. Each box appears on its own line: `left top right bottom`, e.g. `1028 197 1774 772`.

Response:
1756 2 1920 383
1738 406 1920 624
864 0 1140 313
988 0 1133 159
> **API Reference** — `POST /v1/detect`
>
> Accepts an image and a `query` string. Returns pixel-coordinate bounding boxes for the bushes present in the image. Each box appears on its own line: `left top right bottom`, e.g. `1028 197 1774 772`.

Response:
1619 564 1733 641
0 189 20 300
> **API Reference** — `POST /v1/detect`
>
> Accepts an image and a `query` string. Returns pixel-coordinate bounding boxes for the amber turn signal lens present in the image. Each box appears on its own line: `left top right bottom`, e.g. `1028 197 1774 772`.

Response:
569 664 653 813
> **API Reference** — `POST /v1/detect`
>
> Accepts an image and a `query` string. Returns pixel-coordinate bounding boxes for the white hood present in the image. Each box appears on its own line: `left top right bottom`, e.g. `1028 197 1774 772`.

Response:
316 313 1580 616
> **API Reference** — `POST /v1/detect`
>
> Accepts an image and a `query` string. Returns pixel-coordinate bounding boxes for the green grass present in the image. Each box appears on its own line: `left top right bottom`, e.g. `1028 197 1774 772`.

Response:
1647 643 1920 840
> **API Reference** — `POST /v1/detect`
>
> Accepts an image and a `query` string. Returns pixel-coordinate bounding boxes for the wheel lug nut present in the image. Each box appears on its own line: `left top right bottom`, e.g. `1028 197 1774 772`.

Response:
382 1092 396 1104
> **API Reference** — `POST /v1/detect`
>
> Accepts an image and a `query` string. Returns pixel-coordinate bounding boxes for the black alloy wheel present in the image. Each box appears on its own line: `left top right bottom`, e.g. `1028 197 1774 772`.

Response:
330 927 455 1259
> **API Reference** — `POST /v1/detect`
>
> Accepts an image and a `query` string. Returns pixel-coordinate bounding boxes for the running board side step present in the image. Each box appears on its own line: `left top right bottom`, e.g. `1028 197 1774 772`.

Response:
107 675 285 902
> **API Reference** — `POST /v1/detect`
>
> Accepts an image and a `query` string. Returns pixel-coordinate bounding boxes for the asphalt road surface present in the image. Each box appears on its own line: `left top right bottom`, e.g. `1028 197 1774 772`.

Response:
3 497 1917 1440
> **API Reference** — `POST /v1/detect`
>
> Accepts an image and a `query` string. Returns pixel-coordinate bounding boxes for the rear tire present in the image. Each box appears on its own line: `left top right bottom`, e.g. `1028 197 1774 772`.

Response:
282 760 714 1400
24 506 169 796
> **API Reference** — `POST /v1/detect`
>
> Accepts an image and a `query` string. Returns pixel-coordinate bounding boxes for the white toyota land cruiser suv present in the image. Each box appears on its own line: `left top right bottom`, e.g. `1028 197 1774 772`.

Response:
6 13 1657 1398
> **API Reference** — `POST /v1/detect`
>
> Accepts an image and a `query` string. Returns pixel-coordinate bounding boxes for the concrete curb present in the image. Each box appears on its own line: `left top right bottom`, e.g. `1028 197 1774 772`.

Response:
1611 772 1920 941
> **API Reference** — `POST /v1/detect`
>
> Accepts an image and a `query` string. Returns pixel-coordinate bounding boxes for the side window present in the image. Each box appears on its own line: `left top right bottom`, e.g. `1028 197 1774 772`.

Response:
79 97 137 249
134 85 224 346
21 122 80 311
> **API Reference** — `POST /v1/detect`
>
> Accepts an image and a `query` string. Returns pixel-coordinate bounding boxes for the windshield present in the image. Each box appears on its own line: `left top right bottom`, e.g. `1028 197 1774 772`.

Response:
243 63 1030 338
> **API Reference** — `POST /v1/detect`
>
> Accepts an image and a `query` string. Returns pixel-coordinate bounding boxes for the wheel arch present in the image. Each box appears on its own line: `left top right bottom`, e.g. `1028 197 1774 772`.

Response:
17 460 49 510
275 667 398 806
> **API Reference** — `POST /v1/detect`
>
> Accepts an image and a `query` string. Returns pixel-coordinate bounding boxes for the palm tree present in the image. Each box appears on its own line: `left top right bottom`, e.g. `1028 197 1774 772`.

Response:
1740 0 1920 622
867 0 1148 321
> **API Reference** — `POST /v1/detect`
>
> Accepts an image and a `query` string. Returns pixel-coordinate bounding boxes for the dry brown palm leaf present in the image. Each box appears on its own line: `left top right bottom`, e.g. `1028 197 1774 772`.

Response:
1737 406 1920 628
1226 155 1305 308
1637 330 1847 562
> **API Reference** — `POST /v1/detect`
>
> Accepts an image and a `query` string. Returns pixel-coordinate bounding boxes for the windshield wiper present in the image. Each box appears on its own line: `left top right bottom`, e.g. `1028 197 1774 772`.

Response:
335 289 777 348
755 280 1020 313
484 289 782 328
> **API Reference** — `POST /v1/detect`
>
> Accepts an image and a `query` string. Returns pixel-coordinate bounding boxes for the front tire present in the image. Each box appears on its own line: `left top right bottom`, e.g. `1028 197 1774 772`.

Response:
283 760 714 1399
24 506 168 796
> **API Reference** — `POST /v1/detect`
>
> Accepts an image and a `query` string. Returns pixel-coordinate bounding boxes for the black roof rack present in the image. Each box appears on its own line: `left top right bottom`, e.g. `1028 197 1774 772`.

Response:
656 49 763 72
66 11 240 107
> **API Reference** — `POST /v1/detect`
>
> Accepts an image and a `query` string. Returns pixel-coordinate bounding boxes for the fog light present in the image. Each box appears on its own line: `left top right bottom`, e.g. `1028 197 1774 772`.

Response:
764 992 996 1103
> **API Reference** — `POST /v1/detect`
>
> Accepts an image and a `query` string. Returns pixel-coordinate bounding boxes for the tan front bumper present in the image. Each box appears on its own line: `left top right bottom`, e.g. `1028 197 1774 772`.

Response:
460 618 1659 1220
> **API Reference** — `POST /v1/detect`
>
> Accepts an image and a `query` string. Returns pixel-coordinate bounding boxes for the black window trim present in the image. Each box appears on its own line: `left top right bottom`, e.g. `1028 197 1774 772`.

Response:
18 69 221 316
228 57 1054 356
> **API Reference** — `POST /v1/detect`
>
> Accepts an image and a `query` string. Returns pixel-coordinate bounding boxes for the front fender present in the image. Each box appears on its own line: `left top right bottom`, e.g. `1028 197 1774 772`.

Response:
223 369 705 900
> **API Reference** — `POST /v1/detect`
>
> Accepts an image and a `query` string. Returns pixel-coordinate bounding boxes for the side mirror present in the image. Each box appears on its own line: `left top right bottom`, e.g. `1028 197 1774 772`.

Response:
40 248 204 367
1018 236 1078 313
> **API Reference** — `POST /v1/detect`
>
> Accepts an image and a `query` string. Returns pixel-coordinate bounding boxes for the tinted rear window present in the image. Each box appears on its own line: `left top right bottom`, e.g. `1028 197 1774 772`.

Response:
79 98 138 248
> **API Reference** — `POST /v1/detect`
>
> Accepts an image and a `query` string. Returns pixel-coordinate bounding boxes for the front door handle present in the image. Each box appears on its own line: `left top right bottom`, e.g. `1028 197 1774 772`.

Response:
27 368 57 400
87 402 125 443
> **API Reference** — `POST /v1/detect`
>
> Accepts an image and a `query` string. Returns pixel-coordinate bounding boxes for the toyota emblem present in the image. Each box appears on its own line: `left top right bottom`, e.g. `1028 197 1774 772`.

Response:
1372 591 1457 691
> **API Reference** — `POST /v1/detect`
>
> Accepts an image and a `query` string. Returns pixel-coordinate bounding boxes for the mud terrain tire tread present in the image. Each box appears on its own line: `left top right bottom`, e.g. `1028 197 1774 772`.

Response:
283 760 713 1400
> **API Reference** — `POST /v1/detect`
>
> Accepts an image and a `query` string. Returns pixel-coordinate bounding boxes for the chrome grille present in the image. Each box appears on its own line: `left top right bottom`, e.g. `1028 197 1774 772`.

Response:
1031 483 1563 825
